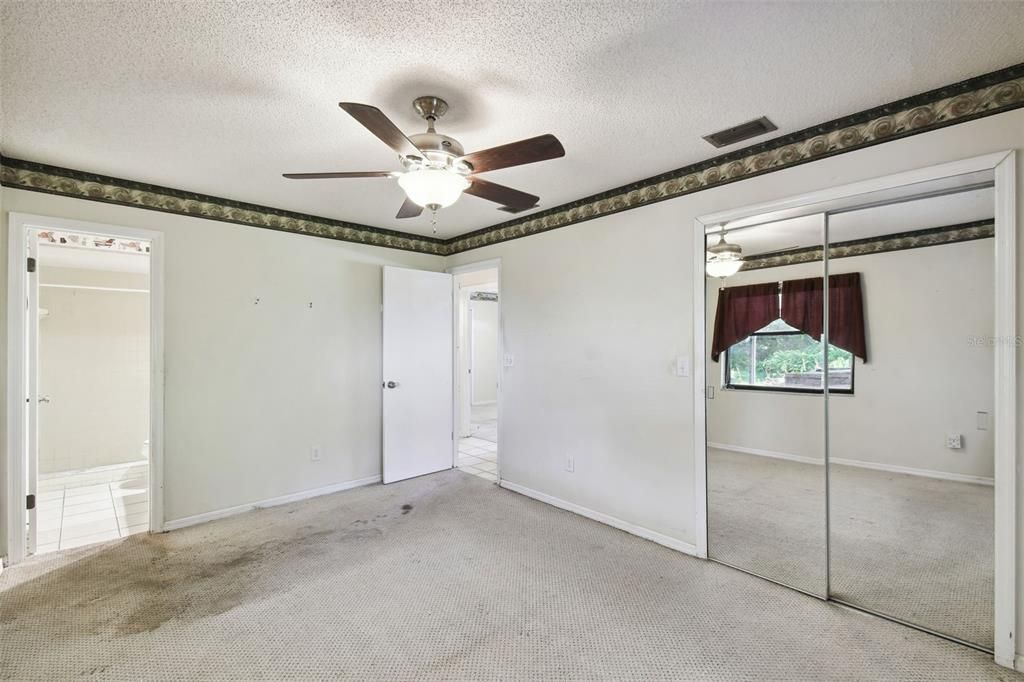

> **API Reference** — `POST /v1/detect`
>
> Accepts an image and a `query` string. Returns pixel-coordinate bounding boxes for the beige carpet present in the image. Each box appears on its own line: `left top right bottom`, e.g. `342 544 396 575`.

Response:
708 448 994 649
708 448 829 596
1 469 1016 680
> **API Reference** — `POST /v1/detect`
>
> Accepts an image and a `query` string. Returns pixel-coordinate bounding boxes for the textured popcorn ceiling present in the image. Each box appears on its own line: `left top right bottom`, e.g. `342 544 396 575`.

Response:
2 1 1023 238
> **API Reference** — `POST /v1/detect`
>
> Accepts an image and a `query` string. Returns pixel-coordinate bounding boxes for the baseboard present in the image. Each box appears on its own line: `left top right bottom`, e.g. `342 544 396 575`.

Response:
709 442 994 486
710 442 821 466
832 455 994 486
1011 653 1023 672
163 475 381 531
499 480 697 556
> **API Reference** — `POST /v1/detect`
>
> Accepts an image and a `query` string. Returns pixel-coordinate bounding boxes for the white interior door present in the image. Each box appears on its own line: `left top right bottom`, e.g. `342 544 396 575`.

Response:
382 266 454 484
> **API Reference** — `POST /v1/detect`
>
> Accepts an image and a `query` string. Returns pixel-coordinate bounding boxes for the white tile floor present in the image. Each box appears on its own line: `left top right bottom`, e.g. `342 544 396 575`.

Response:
457 437 497 482
33 461 149 554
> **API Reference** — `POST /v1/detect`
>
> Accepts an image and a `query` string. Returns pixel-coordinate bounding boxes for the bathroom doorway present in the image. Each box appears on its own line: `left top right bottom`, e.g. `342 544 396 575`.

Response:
6 213 164 564
33 228 152 553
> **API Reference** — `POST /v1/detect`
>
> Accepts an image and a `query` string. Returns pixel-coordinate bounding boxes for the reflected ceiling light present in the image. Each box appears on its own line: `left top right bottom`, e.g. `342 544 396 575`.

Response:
706 230 743 278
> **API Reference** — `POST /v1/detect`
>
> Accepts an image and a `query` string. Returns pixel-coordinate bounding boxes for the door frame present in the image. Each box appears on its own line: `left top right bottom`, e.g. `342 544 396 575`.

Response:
692 151 1017 668
446 258 502 482
5 213 166 565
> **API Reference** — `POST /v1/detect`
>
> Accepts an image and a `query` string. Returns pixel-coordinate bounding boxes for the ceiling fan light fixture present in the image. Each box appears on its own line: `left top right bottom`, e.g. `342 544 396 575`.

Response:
397 168 470 209
284 97 565 219
706 232 744 278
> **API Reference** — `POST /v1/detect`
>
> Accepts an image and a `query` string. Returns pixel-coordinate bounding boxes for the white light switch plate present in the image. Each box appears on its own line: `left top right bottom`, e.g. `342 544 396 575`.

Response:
675 356 690 377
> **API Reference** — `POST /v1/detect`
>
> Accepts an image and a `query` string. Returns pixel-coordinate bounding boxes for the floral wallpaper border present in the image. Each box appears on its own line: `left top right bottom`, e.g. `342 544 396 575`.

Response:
0 157 447 256
739 220 994 272
447 62 1024 254
38 229 151 254
469 291 499 302
1 63 1021 257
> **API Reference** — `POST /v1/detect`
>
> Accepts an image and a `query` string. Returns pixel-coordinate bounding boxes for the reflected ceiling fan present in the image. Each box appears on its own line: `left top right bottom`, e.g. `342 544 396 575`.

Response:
284 96 565 226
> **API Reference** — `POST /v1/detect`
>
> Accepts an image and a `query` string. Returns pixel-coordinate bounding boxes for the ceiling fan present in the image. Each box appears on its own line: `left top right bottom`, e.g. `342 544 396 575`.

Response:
283 96 565 225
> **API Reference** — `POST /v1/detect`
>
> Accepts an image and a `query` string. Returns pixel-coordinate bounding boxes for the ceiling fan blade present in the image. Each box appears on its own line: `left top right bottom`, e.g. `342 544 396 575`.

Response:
396 197 424 219
282 171 397 179
464 178 539 210
338 102 422 158
459 134 564 174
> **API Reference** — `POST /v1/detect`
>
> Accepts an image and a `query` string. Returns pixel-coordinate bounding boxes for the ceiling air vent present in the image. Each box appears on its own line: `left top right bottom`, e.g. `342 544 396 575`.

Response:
702 116 778 148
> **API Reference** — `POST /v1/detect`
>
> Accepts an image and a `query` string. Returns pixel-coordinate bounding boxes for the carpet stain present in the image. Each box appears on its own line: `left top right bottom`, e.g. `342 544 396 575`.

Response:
401 504 414 515
0 516 385 639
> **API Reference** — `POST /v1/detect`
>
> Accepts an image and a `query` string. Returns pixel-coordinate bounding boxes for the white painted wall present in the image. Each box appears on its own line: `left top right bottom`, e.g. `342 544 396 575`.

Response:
471 298 499 405
707 238 996 480
38 266 151 474
445 108 1024 654
449 199 697 542
456 287 472 437
0 189 443 545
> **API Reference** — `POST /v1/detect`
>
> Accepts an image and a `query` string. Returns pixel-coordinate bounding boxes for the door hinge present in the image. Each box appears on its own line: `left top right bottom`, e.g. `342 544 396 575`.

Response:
26 494 35 510
27 257 36 273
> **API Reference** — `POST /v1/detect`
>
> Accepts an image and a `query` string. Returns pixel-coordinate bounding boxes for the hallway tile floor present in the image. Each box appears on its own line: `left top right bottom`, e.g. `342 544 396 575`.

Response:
457 437 497 482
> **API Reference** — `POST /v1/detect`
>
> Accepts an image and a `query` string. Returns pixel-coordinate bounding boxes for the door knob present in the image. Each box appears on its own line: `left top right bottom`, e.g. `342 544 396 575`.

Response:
386 381 398 389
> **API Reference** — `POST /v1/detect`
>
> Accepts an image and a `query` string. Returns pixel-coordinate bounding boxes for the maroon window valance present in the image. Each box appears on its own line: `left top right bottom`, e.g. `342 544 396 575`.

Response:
712 272 867 362
826 272 867 361
710 282 779 362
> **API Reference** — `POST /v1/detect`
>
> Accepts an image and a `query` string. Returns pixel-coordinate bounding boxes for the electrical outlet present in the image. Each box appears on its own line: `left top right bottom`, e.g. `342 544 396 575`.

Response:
310 446 322 462
565 455 575 472
977 411 989 431
503 354 515 368
945 434 962 450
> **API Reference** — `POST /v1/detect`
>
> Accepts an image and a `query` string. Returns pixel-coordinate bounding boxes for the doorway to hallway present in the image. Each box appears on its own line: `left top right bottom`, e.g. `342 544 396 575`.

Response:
451 262 500 483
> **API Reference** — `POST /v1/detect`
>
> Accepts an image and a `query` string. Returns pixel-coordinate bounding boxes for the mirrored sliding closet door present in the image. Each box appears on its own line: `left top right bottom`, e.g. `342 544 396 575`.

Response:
825 180 996 651
705 170 999 654
705 214 828 597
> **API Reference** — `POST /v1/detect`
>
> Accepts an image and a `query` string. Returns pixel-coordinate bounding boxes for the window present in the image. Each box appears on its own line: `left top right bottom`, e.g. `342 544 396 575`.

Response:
724 319 854 393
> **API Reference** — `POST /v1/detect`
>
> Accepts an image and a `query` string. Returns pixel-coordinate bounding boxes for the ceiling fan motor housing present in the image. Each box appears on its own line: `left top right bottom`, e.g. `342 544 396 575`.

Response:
405 96 473 173
406 132 471 172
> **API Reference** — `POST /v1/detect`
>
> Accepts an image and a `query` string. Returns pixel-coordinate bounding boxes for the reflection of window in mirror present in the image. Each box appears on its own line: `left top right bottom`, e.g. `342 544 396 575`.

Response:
723 319 854 393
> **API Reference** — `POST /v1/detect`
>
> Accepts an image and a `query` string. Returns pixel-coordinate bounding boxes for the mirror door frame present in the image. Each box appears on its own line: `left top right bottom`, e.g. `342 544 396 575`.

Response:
692 151 1017 669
